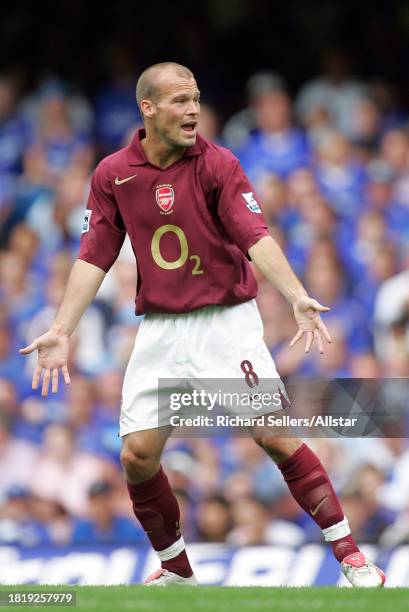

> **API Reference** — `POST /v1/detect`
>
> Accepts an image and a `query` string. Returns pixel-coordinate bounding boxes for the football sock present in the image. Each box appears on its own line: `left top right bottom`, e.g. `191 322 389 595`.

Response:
278 443 360 562
127 466 193 577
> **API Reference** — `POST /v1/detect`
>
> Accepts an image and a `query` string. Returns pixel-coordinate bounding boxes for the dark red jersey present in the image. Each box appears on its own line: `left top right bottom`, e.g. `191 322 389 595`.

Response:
78 129 269 314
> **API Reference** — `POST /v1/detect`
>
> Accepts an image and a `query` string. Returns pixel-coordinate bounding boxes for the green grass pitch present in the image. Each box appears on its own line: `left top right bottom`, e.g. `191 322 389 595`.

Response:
1 585 409 612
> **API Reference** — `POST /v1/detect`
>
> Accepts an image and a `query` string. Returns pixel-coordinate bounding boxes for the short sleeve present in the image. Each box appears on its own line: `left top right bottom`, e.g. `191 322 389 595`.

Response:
216 153 269 253
78 161 126 272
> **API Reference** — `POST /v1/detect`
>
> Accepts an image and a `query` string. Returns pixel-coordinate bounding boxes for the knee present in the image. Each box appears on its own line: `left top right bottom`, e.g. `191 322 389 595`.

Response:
257 433 302 464
120 445 159 482
258 433 285 462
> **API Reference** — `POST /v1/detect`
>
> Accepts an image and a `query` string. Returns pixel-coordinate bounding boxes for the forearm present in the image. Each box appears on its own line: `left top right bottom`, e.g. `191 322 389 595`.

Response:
51 259 106 336
248 236 307 305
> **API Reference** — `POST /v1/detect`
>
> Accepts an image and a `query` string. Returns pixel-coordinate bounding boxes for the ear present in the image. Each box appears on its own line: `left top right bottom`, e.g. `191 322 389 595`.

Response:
140 99 155 119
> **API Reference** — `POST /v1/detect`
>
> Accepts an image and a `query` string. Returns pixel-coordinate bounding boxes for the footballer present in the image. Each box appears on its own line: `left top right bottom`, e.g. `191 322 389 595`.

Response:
21 62 385 588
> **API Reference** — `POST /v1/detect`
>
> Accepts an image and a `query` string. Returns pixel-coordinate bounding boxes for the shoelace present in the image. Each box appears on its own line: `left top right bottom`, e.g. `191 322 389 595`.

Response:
349 562 373 577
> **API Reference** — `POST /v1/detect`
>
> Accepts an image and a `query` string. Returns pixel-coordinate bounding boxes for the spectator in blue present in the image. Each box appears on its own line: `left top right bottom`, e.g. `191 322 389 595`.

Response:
71 480 145 544
0 76 31 177
63 375 96 453
26 167 89 256
0 325 22 388
0 150 53 242
304 254 372 360
364 160 409 246
62 373 121 460
380 128 409 183
0 250 44 331
348 94 383 160
89 370 124 463
256 172 299 234
312 129 366 220
0 486 51 547
29 81 94 181
6 225 49 302
0 76 32 219
353 239 398 320
344 208 397 287
223 71 287 150
236 78 309 183
339 464 398 544
285 195 354 277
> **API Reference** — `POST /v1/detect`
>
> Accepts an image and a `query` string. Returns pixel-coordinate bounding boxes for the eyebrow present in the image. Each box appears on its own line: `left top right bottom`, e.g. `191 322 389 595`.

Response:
171 90 201 99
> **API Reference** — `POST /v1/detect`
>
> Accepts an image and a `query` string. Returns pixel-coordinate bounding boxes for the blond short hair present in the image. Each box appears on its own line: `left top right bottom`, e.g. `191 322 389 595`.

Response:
136 62 194 110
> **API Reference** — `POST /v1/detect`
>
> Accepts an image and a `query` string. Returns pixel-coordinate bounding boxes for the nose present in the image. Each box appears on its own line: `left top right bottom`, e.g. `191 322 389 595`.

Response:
187 99 199 115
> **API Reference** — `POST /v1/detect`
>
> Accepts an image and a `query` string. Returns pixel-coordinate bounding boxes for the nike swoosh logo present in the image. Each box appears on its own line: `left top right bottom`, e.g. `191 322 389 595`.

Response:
115 174 137 185
310 495 328 516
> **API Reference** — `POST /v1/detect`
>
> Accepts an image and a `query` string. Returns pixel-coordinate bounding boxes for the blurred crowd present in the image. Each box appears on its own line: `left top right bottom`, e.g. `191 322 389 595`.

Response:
0 53 409 549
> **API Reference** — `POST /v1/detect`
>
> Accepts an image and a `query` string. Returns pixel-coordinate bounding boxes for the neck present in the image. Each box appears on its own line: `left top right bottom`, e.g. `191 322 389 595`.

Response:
141 131 186 169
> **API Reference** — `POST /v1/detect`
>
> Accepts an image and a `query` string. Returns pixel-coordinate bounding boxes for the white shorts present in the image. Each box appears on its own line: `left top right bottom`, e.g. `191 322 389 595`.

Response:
119 299 287 435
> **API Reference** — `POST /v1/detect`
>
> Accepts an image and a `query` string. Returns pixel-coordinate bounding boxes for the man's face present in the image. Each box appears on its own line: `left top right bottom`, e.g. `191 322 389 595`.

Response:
145 73 200 148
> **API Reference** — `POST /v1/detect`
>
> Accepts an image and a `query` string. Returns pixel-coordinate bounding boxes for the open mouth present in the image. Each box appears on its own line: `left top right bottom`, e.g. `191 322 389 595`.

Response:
181 122 197 134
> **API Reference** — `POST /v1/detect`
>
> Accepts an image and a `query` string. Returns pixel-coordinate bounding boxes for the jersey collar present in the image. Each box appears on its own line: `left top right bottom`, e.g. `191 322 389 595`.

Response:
127 128 204 166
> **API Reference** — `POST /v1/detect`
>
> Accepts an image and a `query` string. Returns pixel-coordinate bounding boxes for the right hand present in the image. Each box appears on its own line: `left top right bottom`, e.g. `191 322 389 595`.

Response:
19 330 71 397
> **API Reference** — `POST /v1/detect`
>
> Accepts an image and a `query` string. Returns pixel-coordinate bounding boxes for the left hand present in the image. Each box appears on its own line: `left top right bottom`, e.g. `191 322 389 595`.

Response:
290 296 332 354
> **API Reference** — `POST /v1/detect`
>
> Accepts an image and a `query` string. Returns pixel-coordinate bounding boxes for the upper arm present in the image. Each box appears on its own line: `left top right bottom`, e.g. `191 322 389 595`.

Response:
78 161 126 272
215 152 269 254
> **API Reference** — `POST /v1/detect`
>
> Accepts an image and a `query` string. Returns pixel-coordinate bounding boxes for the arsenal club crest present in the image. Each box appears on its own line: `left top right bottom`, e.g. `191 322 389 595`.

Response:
155 184 175 214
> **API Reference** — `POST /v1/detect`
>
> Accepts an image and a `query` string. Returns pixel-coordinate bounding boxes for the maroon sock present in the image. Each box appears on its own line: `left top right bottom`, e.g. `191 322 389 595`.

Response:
127 466 193 577
278 443 359 562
